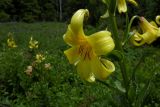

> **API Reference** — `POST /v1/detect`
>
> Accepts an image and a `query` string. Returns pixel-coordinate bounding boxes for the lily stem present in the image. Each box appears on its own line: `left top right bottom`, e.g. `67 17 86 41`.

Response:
109 14 130 106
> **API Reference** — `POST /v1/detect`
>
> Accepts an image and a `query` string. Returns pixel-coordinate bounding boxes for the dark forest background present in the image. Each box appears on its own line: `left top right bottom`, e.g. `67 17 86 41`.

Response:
0 0 160 24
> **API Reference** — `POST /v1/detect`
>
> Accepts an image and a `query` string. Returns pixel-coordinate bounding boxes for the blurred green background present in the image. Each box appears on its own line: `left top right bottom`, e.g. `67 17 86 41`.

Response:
0 0 160 23
0 0 160 107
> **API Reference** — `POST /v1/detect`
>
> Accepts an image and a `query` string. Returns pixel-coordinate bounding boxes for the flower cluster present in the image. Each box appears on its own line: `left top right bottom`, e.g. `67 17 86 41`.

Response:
29 37 38 49
7 32 17 48
35 53 45 63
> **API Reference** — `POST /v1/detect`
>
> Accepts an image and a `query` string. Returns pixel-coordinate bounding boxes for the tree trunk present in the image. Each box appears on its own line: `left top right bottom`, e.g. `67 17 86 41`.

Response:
59 0 62 21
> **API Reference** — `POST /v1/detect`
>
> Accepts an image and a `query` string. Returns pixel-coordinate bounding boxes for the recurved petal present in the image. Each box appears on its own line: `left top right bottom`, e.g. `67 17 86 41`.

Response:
63 25 79 46
77 60 95 82
117 0 127 13
70 9 89 35
64 47 80 64
131 32 145 46
131 31 158 46
156 15 160 25
91 57 115 80
87 31 115 55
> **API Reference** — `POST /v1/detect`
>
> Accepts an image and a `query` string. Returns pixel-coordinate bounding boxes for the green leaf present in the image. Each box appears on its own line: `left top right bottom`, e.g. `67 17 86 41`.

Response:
107 50 124 61
135 76 154 107
130 46 159 82
114 81 126 93
128 81 137 105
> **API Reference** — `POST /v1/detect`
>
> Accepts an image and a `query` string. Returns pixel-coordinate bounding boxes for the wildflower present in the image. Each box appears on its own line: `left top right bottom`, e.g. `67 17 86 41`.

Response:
29 37 38 49
63 9 115 82
44 63 51 70
24 66 33 76
7 32 17 48
131 17 160 46
35 54 45 63
117 0 137 13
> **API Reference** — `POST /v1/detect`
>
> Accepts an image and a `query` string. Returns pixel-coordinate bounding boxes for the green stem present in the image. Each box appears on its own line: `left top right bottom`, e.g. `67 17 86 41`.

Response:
109 14 129 88
109 14 130 106
123 15 139 46
109 15 122 50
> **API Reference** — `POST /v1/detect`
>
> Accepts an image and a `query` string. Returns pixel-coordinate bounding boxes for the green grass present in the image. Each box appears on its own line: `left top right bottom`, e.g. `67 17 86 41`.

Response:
0 22 160 107
0 22 112 107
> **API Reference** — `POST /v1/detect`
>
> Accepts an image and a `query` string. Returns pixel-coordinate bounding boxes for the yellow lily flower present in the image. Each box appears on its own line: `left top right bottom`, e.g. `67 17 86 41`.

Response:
7 32 17 48
63 9 115 82
35 54 45 63
29 37 38 49
131 17 160 46
117 0 137 13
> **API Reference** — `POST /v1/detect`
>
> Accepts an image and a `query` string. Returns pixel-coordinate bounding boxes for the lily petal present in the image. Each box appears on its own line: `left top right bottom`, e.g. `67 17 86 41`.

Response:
87 31 115 55
156 15 160 25
150 21 158 28
139 17 158 34
158 28 160 37
131 32 157 46
131 32 145 46
142 32 157 44
64 47 80 64
91 57 115 80
70 9 89 36
63 25 84 46
118 0 127 13
63 9 89 46
77 60 95 82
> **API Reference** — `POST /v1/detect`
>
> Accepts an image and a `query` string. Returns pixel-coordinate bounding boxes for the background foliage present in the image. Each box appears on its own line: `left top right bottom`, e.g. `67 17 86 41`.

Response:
0 0 159 23
0 0 160 106
0 22 160 107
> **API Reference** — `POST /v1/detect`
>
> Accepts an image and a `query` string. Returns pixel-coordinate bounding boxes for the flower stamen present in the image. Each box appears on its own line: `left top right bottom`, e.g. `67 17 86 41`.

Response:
78 43 93 60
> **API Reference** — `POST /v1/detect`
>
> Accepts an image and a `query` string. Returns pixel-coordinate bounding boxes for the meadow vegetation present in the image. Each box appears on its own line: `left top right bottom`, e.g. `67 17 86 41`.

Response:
0 22 160 106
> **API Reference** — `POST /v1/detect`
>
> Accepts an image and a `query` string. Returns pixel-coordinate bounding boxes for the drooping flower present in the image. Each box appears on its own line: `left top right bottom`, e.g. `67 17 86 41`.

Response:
35 53 45 63
101 0 137 18
29 37 38 49
7 32 17 48
131 17 160 46
63 9 115 82
117 0 137 13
